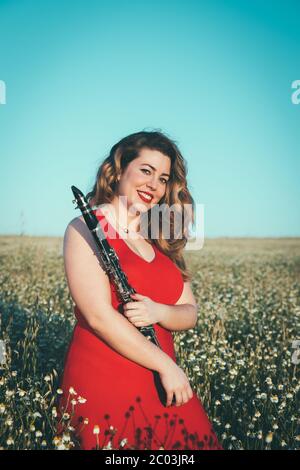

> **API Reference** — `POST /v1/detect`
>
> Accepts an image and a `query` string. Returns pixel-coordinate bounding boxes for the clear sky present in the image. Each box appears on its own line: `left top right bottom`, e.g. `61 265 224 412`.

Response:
0 0 299 238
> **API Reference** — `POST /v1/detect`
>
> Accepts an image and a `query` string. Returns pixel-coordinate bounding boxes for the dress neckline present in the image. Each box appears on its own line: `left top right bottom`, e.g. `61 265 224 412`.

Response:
96 207 157 264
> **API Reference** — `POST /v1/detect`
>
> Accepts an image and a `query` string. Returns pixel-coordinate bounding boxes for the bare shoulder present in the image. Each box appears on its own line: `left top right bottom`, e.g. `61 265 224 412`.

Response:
62 215 112 326
63 215 97 256
66 215 85 232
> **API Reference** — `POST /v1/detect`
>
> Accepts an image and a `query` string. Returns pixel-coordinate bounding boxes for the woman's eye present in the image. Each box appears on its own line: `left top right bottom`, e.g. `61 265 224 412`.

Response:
141 168 168 184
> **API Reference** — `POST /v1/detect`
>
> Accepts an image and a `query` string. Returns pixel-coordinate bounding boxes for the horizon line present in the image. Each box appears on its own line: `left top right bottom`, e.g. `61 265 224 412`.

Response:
1 233 300 240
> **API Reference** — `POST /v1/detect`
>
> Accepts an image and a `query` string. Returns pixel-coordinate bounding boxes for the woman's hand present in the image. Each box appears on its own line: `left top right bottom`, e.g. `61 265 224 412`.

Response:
159 362 194 407
123 292 165 327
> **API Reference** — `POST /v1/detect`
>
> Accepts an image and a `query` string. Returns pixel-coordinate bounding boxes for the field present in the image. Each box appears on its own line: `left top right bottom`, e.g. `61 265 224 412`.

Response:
0 235 299 450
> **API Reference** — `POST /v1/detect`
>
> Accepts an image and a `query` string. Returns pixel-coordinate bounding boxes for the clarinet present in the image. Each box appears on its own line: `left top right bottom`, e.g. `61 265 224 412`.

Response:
71 186 176 407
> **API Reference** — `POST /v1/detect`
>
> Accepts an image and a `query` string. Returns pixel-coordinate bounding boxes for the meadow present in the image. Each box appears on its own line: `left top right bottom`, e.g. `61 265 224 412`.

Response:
0 235 299 450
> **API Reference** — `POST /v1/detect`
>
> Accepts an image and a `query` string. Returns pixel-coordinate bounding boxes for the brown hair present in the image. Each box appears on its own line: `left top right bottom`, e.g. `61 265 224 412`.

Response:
87 130 195 282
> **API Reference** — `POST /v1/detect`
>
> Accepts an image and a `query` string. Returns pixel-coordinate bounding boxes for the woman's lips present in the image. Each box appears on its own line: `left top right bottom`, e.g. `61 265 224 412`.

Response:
137 190 153 203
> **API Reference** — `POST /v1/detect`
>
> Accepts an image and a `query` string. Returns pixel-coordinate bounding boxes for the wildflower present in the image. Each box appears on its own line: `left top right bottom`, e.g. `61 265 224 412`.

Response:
120 438 128 447
5 419 13 426
272 424 278 430
259 393 267 400
265 432 273 443
44 375 51 382
78 396 87 404
83 418 89 425
62 433 71 442
286 393 293 399
57 388 63 394
221 394 231 401
0 404 6 413
257 431 263 440
41 440 47 447
281 440 287 447
18 389 26 397
52 407 57 418
5 390 14 397
254 411 261 418
53 436 61 446
69 387 77 395
35 431 43 438
33 412 42 418
278 384 284 390
57 443 67 450
270 395 279 403
215 400 221 406
265 377 272 385
225 423 231 429
30 424 36 432
71 399 77 406
62 412 70 420
93 425 100 435
6 438 14 445
295 435 300 441
11 371 17 377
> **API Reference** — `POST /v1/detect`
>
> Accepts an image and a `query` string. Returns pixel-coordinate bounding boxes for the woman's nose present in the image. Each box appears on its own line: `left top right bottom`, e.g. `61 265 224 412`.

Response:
147 177 158 190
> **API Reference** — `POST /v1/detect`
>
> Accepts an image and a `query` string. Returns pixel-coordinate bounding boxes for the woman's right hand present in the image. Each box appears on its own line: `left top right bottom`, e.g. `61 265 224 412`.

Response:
159 362 194 407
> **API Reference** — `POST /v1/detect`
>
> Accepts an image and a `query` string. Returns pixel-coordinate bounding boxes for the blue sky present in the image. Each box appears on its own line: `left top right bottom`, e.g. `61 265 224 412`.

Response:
0 0 299 238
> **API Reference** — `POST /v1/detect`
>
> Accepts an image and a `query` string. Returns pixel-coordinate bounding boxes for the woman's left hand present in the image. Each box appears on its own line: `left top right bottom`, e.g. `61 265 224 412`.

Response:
123 292 164 327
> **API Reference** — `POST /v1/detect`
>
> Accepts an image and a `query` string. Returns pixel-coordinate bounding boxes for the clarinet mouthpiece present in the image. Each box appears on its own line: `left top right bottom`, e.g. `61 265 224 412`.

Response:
71 186 84 210
71 185 83 197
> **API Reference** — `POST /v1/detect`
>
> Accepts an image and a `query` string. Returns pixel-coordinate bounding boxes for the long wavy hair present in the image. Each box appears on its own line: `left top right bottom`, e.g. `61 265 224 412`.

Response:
86 130 195 282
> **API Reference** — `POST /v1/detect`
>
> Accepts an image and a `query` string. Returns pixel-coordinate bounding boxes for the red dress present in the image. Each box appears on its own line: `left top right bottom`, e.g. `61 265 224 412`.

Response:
57 209 223 450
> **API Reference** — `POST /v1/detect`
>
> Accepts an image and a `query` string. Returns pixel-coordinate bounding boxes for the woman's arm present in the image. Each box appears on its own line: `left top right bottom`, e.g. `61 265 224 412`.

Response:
157 282 198 332
63 217 175 374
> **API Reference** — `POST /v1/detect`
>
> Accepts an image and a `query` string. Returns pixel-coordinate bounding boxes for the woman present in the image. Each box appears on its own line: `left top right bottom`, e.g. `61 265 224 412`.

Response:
57 130 223 450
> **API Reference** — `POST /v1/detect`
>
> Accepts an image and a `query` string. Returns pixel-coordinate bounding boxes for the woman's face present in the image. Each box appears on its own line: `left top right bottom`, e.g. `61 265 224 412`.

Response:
117 148 171 213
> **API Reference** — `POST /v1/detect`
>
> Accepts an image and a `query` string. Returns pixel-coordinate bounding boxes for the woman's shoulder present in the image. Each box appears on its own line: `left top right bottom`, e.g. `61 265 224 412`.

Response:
65 215 85 235
64 216 94 252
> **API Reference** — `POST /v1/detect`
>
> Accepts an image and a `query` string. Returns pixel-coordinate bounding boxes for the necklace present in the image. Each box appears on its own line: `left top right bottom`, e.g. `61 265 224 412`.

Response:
106 205 141 237
105 205 155 261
